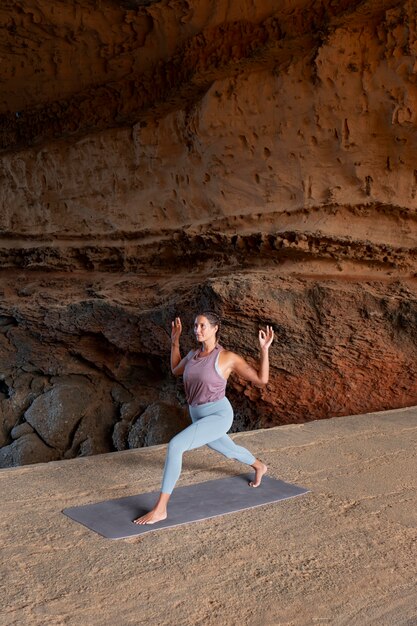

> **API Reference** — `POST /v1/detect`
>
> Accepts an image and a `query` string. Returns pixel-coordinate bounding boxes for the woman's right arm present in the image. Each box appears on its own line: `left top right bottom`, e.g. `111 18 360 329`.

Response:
170 317 193 376
171 351 193 376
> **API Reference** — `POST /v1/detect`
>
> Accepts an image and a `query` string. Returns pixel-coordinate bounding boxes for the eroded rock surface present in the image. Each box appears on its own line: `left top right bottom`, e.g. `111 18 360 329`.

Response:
1 0 417 466
1 270 417 467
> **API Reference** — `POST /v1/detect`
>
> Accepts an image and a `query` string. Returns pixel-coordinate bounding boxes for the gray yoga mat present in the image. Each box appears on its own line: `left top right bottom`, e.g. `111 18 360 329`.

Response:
62 474 310 539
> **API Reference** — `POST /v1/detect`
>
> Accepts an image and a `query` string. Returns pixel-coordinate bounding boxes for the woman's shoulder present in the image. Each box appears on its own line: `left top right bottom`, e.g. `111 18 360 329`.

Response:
217 348 239 362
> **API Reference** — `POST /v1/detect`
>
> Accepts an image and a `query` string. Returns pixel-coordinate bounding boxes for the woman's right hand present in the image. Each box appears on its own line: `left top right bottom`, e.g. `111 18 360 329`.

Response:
171 317 182 346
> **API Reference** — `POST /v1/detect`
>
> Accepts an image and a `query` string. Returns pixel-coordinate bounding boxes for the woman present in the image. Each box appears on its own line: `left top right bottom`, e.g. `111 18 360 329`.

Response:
134 311 274 525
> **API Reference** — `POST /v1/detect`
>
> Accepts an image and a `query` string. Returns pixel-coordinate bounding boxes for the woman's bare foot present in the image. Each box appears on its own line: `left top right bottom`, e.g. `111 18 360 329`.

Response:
133 508 167 525
133 492 170 525
249 460 267 487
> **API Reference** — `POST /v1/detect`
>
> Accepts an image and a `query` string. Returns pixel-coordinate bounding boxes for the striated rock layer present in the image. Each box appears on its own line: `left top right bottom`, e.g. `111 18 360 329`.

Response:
1 0 417 465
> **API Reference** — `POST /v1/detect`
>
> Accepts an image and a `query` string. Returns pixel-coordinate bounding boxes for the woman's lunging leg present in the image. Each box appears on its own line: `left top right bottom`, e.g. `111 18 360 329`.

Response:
133 422 198 525
161 424 199 494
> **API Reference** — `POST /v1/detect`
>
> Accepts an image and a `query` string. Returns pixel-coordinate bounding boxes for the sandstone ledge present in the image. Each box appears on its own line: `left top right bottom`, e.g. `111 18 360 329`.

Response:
1 407 416 625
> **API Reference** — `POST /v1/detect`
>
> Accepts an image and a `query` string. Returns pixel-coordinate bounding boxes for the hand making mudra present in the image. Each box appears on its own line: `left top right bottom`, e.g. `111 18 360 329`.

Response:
134 310 274 525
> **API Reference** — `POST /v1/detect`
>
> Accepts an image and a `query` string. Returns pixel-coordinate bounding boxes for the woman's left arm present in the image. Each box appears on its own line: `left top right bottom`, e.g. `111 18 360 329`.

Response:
226 325 274 386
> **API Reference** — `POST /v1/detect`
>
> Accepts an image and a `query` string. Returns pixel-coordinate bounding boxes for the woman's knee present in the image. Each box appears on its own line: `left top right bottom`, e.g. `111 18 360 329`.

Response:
167 433 188 456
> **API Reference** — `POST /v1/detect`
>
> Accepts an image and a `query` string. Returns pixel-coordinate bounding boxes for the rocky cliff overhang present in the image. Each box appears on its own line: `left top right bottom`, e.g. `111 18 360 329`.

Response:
0 0 404 152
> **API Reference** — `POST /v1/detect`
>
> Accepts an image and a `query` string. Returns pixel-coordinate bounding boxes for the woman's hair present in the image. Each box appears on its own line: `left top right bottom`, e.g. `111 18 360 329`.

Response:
197 310 221 341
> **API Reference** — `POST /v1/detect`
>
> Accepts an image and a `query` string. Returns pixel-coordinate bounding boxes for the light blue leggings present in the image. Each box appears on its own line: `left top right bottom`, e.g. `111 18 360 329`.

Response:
161 397 256 494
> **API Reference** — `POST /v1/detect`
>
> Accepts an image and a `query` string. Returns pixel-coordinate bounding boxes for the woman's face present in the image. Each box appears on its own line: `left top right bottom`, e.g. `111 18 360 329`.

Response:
194 316 218 343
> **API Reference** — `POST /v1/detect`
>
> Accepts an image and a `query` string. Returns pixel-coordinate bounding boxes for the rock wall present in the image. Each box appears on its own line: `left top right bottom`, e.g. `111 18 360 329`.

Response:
1 0 417 466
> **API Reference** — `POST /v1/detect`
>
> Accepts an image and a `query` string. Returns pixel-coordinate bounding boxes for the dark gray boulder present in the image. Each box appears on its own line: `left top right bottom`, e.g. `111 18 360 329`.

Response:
24 379 95 452
0 433 60 468
127 402 189 448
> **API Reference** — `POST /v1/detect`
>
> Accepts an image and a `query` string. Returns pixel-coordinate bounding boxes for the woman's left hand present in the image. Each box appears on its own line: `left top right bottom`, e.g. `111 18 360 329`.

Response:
259 325 274 350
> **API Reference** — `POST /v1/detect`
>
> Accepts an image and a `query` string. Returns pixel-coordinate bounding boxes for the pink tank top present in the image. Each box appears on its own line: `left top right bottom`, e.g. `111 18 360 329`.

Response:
183 344 227 406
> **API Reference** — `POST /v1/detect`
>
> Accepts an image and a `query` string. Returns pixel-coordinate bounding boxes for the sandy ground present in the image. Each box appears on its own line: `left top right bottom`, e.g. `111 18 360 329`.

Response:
1 407 416 626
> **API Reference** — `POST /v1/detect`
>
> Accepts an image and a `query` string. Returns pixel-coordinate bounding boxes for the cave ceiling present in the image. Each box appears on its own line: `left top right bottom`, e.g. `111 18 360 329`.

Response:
0 0 405 153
